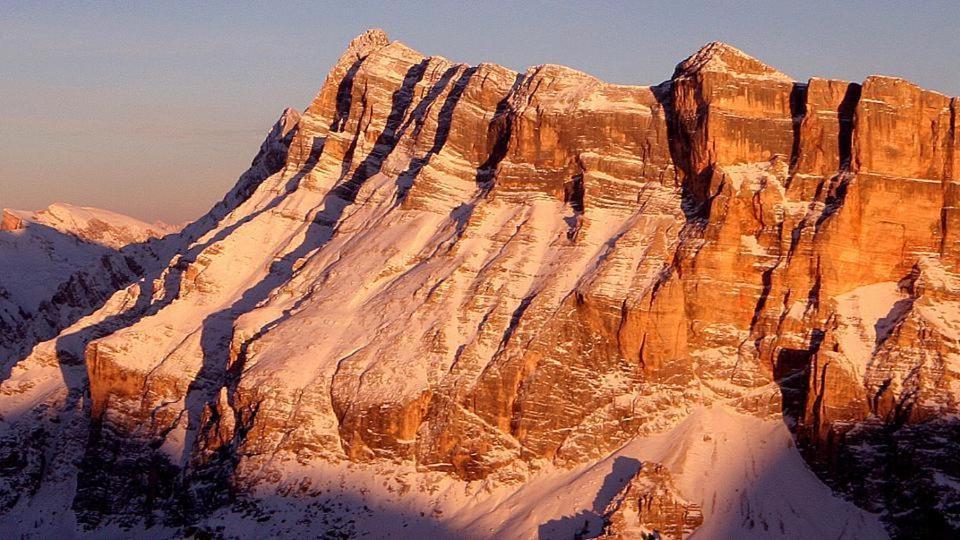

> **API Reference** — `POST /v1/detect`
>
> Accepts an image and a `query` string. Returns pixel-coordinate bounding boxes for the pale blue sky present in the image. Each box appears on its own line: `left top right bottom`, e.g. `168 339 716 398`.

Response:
2 1 958 223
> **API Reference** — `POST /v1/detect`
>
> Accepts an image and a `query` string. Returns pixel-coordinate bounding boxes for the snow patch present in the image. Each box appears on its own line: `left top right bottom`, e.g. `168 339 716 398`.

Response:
831 282 907 378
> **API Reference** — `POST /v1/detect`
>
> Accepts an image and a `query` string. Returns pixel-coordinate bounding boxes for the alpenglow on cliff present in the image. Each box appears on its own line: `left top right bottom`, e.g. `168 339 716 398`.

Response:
1 30 958 538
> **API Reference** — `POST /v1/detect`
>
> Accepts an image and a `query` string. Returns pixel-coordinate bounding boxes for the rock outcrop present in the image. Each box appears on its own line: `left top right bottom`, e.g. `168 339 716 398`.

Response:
599 463 703 539
0 210 23 232
1 30 958 538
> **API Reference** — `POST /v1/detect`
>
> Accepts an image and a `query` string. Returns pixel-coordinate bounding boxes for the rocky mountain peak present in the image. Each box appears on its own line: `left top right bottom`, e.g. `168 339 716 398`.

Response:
343 28 391 62
0 209 24 232
277 107 302 137
674 40 793 81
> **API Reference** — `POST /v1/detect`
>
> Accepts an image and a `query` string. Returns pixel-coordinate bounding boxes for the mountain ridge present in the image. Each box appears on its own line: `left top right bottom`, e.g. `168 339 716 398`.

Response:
1 29 958 538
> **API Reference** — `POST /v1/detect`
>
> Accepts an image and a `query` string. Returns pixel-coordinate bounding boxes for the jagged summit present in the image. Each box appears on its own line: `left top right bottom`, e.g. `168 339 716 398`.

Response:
334 32 796 93
674 41 793 82
342 28 391 60
350 27 390 47
276 107 301 137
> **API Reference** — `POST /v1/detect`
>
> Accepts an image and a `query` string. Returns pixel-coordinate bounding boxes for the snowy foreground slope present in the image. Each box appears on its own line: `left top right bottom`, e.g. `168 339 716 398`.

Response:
2 30 960 538
0 404 885 539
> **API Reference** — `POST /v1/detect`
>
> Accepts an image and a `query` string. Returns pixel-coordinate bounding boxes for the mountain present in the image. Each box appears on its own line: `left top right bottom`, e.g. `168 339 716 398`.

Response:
0 203 172 310
0 203 179 372
1 29 958 538
3 204 177 248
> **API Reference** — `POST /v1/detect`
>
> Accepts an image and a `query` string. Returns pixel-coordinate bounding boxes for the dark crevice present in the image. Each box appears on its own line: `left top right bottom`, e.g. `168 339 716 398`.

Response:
750 266 775 330
331 59 364 132
498 294 536 351
837 83 862 169
813 83 862 229
563 173 585 240
476 73 525 190
563 173 585 213
806 261 822 313
788 83 809 175
652 79 714 223
774 329 823 426
395 66 477 204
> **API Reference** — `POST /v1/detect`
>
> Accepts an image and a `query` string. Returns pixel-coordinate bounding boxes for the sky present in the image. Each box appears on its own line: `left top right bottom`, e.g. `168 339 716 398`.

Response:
2 1 959 224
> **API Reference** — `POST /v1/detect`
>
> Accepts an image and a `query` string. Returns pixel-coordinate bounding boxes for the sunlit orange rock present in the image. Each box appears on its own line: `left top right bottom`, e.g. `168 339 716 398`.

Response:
0 210 24 232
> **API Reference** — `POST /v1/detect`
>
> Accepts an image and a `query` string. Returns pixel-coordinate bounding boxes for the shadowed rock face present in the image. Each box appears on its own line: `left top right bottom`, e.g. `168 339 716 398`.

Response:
2 29 959 536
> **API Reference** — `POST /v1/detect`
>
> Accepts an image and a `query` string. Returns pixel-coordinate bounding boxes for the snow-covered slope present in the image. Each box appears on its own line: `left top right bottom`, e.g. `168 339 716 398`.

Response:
0 202 177 371
1 212 111 316
0 401 886 539
473 404 885 539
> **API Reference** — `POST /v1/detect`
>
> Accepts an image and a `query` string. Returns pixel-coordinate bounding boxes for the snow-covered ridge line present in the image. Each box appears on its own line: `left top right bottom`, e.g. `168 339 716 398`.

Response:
4 202 177 249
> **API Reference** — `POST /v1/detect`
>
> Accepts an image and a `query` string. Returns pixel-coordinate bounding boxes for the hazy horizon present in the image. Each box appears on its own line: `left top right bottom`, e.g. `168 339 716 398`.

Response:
3 1 959 223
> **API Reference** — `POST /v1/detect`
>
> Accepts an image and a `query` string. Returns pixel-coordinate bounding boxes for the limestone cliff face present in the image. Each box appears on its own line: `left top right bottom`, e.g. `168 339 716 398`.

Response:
3 30 959 537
